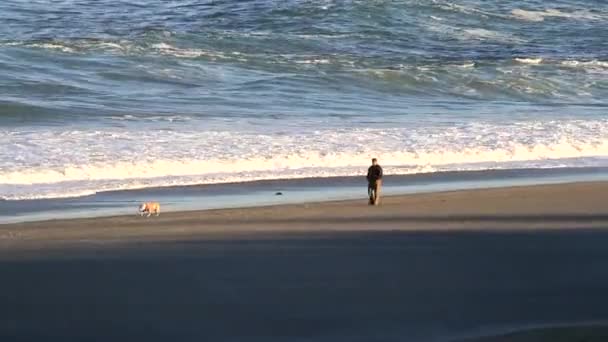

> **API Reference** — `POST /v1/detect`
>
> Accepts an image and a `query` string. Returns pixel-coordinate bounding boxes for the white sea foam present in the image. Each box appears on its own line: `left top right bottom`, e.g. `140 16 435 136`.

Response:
462 28 524 43
3 39 230 59
95 41 131 52
28 43 75 53
296 59 331 65
12 40 125 54
512 8 603 22
426 23 524 44
515 58 543 65
1 120 608 200
561 60 608 68
1 41 23 47
455 62 475 68
3 140 607 186
434 2 506 19
107 114 191 122
151 43 224 59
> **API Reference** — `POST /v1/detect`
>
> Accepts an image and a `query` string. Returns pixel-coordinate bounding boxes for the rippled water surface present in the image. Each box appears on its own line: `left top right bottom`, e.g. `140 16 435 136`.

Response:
1 0 607 199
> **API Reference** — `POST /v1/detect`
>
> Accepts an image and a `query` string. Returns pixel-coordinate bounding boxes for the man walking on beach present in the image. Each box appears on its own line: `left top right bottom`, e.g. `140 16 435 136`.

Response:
367 158 383 205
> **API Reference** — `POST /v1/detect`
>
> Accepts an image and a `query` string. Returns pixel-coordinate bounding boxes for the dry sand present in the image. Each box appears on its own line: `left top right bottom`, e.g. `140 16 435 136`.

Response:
1 182 607 341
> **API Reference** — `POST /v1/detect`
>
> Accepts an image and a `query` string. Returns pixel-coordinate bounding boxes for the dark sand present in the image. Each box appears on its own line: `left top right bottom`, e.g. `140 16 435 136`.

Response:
1 182 608 341
462 324 608 342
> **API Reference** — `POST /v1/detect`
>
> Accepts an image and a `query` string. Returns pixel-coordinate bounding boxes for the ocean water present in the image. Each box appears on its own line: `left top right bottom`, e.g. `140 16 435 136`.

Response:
1 0 608 201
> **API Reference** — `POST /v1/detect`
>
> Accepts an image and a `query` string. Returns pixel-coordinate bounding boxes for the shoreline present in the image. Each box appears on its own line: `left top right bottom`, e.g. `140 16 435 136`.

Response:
2 166 608 224
2 180 607 252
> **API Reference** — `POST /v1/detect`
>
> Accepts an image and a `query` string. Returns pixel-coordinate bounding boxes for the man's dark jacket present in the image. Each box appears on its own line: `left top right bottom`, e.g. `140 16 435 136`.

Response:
367 165 383 186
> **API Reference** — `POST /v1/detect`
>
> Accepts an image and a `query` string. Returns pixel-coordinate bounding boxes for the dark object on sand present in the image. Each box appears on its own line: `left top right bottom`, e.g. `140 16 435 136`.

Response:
275 192 283 196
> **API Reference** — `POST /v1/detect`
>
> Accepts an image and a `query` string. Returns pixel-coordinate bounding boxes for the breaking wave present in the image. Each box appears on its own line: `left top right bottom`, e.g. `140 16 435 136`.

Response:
2 120 608 200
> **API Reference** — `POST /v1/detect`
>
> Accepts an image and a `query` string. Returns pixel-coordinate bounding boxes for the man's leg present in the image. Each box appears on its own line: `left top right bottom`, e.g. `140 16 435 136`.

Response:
368 185 374 205
374 180 382 205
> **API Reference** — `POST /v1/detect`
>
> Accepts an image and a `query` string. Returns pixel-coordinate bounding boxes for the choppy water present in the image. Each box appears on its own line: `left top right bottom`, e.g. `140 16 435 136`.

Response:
1 0 607 200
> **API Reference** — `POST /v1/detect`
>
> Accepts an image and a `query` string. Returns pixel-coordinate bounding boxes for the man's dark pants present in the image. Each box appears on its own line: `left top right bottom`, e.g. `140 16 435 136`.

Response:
368 179 382 205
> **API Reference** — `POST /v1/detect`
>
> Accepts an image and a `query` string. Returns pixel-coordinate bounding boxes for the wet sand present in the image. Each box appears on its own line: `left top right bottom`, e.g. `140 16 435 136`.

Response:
1 182 608 341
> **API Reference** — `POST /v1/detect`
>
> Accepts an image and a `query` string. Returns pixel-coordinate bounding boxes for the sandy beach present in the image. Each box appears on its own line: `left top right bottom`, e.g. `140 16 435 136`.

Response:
1 181 608 341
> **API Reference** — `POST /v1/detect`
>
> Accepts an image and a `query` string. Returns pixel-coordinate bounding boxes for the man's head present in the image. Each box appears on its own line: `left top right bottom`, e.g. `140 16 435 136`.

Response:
372 158 378 165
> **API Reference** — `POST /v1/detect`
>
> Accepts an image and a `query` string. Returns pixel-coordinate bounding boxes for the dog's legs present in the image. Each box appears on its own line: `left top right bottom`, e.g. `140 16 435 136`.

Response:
147 212 151 217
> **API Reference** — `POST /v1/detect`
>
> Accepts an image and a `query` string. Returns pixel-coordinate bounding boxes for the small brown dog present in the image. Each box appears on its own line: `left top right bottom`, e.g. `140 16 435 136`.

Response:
138 202 160 217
